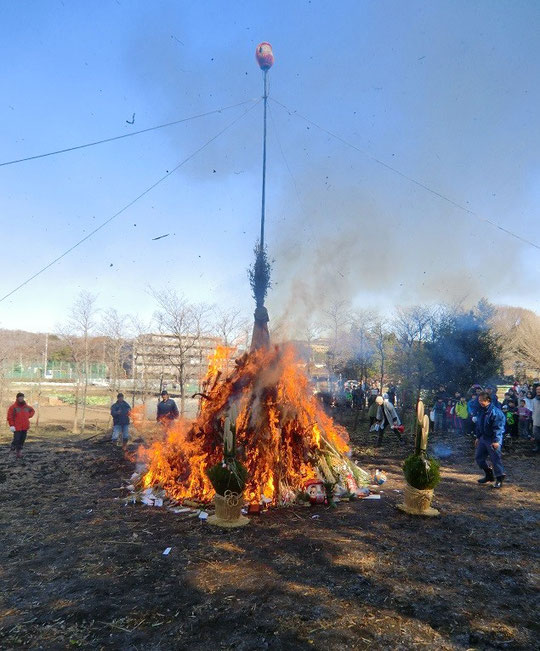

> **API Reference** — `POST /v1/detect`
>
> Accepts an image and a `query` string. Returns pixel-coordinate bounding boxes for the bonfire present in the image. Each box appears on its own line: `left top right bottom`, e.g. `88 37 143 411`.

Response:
141 344 369 505
139 44 368 506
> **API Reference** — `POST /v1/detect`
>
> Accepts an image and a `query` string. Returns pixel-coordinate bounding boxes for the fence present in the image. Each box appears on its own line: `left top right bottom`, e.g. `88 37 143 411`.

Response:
2 361 108 382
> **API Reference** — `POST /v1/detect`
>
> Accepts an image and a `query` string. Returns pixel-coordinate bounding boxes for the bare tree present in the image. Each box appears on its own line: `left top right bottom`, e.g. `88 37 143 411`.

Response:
348 309 378 385
391 305 436 413
393 306 433 348
212 307 247 347
514 312 540 375
324 300 351 350
303 321 323 377
192 302 214 391
56 325 84 434
100 309 131 396
323 299 351 376
212 307 248 374
0 336 12 415
490 306 540 377
60 292 98 434
151 289 211 416
372 320 389 394
131 315 155 408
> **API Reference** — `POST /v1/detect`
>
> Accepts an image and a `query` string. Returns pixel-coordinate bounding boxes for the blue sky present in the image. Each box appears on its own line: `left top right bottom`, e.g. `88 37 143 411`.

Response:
1 0 538 332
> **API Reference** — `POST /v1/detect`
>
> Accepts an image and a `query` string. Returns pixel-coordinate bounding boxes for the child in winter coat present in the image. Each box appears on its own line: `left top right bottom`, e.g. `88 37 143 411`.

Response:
455 397 469 435
518 399 532 439
506 401 519 439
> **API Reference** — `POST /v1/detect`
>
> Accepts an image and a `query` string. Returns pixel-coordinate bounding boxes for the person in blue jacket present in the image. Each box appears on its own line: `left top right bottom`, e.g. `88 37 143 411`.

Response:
110 392 131 450
486 385 501 409
475 391 506 488
467 389 481 436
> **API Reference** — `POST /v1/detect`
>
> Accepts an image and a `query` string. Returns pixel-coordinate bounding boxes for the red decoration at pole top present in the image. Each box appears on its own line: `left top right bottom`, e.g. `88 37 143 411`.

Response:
256 42 274 71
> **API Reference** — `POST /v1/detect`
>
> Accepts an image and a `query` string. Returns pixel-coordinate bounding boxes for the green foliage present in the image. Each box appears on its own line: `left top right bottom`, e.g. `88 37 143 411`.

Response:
323 480 336 504
49 346 73 362
426 301 503 393
350 460 370 486
57 394 110 406
296 491 310 503
403 454 441 490
206 460 248 496
248 243 272 307
336 300 503 410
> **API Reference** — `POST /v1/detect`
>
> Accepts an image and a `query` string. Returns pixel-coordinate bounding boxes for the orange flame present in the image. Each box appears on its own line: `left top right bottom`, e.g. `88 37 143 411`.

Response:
141 344 350 503
206 344 236 378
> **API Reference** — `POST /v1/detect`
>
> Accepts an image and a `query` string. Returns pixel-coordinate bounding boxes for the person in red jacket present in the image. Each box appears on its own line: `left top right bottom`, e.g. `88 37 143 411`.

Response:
7 392 35 458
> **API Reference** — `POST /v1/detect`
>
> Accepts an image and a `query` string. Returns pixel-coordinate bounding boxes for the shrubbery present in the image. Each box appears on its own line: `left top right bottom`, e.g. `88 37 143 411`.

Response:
56 395 110 406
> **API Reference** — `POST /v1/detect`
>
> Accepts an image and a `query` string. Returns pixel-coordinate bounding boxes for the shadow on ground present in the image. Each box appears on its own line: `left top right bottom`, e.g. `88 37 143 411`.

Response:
0 417 538 650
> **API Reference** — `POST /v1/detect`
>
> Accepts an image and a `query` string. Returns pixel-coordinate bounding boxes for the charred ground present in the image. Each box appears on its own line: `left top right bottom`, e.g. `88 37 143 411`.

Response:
0 415 538 651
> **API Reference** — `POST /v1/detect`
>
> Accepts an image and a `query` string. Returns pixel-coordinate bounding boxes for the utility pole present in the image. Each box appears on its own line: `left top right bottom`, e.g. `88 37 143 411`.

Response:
260 67 268 248
43 333 49 378
36 332 48 431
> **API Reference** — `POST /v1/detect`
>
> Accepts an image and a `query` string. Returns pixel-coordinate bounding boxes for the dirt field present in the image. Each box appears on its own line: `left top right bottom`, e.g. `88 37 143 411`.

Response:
0 412 538 650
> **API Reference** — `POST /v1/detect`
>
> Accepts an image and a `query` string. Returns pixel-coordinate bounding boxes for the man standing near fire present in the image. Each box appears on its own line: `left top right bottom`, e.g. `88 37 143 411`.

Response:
475 391 506 488
110 392 131 451
157 390 179 425
7 392 35 459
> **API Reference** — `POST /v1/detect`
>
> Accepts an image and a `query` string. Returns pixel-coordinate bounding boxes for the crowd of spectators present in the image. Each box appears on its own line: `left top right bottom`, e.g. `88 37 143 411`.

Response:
430 381 540 452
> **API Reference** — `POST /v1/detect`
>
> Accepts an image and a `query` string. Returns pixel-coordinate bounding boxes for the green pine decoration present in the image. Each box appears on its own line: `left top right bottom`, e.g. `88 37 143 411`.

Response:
403 453 441 490
398 399 441 516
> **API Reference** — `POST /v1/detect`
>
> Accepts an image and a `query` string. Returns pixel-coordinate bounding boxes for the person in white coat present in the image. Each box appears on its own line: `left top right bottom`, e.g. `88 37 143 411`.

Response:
375 394 404 446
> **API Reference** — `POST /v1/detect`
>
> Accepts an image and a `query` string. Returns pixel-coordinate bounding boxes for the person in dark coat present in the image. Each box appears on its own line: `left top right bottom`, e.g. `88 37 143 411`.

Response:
157 390 179 424
7 392 35 458
110 393 131 450
352 385 365 410
475 391 506 489
433 398 446 434
467 389 482 436
486 386 501 409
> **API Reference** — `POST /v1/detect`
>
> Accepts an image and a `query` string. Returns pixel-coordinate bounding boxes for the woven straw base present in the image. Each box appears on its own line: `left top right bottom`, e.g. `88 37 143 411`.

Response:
397 483 440 517
397 503 440 517
206 492 250 528
207 513 250 528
